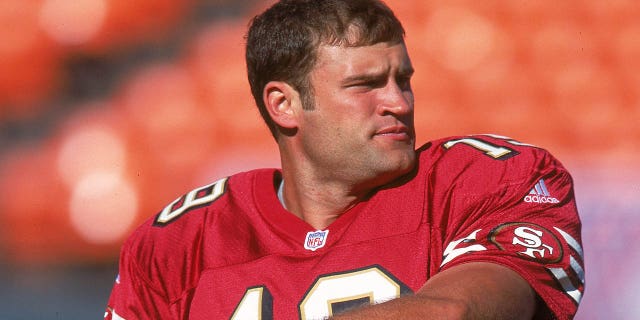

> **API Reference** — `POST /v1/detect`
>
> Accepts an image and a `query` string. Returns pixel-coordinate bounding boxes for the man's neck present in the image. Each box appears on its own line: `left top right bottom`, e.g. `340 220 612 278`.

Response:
278 172 366 230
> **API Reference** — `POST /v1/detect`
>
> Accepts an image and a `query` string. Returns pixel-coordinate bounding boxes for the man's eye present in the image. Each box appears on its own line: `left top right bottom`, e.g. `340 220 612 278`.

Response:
357 79 386 88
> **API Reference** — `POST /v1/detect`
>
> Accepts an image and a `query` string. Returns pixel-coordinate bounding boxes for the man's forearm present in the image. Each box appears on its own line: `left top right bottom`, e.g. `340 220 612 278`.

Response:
331 262 536 320
331 293 469 320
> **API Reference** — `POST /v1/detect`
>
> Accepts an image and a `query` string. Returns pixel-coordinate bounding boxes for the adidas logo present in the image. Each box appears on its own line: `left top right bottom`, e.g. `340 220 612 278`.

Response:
524 179 559 204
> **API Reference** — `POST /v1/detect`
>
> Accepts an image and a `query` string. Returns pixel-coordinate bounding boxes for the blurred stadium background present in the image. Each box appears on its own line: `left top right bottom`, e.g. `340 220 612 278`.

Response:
0 0 637 318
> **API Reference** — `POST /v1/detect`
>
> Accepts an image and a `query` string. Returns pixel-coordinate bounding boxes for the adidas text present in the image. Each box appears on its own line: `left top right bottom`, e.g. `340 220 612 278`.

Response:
524 194 559 204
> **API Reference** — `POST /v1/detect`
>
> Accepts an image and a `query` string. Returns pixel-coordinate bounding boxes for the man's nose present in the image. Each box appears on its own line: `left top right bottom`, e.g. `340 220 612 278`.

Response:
377 82 414 116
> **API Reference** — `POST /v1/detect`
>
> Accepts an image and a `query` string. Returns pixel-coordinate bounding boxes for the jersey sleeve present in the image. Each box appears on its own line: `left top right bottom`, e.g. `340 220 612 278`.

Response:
104 236 173 320
104 176 230 319
432 135 584 320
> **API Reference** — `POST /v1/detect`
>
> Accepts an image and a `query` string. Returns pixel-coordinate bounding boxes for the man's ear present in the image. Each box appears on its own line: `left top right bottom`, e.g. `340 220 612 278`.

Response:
263 81 300 130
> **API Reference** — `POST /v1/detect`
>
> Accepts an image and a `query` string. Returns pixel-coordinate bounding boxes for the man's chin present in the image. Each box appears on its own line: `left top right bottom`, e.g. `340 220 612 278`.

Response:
375 151 417 183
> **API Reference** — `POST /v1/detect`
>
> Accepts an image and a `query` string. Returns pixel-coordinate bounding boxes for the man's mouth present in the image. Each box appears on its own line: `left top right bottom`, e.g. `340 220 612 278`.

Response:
374 125 413 141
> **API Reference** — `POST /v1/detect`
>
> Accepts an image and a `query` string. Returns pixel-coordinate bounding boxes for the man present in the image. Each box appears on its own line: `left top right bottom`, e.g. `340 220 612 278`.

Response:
105 0 584 319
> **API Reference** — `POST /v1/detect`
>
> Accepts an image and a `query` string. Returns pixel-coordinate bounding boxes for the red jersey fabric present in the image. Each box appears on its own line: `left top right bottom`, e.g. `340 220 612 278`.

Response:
105 134 584 319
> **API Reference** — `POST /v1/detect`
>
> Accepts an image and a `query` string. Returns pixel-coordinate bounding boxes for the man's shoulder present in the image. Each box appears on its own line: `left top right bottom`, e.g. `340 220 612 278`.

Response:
420 133 553 157
116 168 278 296
416 134 567 187
122 168 277 262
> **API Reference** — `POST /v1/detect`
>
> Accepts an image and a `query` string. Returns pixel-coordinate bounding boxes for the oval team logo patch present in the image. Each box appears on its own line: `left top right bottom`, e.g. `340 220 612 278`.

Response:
489 222 563 264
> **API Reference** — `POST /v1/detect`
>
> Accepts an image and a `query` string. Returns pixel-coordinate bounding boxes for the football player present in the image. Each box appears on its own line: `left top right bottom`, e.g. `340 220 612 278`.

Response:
105 0 584 319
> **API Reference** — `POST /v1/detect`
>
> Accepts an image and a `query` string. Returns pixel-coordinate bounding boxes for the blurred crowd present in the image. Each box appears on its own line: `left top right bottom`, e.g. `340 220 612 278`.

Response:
0 0 639 318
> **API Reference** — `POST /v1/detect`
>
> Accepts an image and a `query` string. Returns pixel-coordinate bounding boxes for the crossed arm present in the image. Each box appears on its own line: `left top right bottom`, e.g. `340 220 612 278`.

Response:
331 262 537 320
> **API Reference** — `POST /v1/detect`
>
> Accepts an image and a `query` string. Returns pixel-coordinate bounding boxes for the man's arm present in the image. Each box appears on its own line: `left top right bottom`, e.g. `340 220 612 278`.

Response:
331 262 537 319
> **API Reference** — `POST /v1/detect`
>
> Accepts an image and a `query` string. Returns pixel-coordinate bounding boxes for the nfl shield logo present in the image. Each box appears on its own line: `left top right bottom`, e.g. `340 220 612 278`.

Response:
304 230 329 251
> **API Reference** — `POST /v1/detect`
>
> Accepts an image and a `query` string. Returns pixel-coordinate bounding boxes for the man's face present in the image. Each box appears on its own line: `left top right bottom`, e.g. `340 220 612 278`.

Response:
297 42 416 189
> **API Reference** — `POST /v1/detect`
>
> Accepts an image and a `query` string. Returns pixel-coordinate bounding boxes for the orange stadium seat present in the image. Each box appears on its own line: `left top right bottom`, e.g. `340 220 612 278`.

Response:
0 0 62 118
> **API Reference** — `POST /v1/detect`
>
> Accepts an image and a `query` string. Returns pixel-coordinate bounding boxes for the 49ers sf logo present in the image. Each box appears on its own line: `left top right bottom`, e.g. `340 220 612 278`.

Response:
489 222 563 264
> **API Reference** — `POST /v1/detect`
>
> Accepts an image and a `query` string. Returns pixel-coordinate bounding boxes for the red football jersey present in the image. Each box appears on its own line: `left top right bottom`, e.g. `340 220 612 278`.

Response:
105 134 584 319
